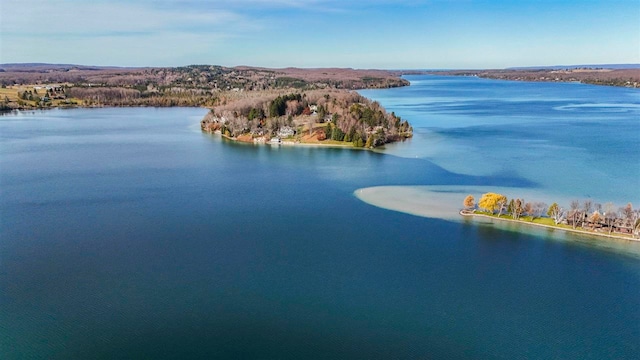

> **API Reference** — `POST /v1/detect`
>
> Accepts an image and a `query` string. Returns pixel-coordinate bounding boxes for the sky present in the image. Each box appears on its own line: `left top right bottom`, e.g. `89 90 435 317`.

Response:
1 0 639 69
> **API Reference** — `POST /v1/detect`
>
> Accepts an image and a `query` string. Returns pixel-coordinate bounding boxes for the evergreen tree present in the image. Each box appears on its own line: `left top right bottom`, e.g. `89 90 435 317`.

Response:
352 133 364 147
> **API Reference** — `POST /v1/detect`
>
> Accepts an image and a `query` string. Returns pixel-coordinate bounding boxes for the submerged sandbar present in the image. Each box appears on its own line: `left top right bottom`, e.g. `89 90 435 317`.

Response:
354 185 640 254
354 185 569 222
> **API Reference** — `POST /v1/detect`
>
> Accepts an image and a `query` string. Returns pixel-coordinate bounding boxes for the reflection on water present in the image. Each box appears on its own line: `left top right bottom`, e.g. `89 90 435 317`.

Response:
356 185 640 259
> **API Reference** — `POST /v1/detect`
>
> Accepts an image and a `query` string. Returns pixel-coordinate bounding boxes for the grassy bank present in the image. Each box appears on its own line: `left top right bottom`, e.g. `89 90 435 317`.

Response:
461 210 637 242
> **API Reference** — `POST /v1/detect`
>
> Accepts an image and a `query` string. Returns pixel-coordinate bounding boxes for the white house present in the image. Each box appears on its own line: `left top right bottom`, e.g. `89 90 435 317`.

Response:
277 126 295 138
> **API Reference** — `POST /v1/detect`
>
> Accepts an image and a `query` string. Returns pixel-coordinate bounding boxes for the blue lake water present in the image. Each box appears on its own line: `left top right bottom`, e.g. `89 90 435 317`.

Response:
360 75 640 204
1 76 639 359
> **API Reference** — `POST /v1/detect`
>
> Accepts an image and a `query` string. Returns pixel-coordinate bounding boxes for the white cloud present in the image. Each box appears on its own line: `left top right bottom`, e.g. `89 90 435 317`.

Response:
1 0 257 37
2 0 636 68
0 0 266 65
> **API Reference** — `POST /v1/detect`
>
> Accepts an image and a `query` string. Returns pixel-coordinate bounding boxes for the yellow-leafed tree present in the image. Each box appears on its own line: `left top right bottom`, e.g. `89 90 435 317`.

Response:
478 192 507 214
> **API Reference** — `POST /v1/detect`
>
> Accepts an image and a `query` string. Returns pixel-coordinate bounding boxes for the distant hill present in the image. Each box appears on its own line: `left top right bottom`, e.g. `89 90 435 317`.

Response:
507 64 640 70
0 63 140 72
0 63 410 110
430 67 640 88
0 63 409 91
1 63 84 68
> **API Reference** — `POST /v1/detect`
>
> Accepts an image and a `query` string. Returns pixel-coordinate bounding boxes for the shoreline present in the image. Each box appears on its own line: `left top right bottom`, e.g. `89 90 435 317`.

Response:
354 186 640 249
461 210 639 242
0 103 206 113
215 131 372 150
426 68 640 88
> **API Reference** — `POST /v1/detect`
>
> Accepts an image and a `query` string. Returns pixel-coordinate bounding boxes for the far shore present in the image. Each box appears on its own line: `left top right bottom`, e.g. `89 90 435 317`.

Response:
427 67 640 88
460 210 638 242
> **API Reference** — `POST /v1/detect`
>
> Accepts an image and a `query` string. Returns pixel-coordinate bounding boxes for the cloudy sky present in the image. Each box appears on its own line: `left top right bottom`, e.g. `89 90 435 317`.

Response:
1 0 638 68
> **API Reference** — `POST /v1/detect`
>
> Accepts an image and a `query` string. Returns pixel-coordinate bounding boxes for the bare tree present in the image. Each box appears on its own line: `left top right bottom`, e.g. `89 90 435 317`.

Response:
524 202 533 220
604 202 617 234
512 199 523 220
307 118 315 136
286 100 301 116
532 202 547 220
581 200 593 228
570 200 580 229
621 203 633 220
497 197 508 216
620 203 635 235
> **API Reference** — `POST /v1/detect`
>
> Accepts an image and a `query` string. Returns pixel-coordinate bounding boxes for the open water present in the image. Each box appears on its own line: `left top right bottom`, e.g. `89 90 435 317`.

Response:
1 76 639 359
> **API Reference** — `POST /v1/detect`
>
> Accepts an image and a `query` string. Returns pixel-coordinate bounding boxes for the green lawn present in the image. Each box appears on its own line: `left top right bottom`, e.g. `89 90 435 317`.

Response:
473 211 634 239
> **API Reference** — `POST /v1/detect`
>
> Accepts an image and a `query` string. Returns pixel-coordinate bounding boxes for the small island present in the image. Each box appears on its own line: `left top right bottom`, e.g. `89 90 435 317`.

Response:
461 192 640 241
200 89 412 149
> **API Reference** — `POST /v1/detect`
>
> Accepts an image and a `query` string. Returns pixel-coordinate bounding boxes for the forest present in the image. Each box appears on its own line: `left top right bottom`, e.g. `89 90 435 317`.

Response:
463 193 640 239
0 64 410 110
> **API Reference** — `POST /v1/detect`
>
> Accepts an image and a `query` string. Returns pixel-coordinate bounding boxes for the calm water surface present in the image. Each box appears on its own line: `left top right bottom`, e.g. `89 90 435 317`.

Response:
361 75 640 203
1 77 639 359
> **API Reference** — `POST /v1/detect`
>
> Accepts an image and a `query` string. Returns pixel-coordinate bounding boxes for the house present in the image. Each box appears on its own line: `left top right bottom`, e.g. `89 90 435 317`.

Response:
277 126 295 138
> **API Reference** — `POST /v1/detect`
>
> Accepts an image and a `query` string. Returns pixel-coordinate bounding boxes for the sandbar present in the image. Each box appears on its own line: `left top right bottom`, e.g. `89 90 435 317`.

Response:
354 185 571 221
354 185 640 256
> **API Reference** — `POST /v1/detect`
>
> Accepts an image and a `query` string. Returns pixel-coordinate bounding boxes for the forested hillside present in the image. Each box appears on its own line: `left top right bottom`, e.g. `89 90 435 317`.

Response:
0 64 409 110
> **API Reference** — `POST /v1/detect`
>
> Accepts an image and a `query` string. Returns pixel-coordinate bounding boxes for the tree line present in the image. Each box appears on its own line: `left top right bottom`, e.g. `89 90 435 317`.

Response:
463 193 640 238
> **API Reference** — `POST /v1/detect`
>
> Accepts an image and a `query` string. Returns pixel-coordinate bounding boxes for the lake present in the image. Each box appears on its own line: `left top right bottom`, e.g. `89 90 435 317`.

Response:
1 76 639 359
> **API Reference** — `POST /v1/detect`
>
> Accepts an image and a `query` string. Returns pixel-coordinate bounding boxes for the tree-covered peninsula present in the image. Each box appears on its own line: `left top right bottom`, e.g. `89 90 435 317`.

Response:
200 89 412 148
